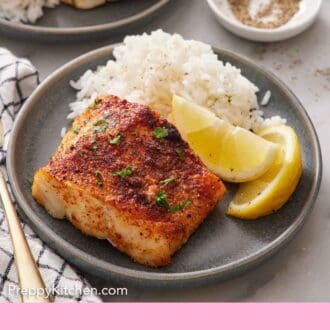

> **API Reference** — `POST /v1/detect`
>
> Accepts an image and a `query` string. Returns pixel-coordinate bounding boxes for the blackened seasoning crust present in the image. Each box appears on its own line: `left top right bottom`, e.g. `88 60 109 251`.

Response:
32 95 226 266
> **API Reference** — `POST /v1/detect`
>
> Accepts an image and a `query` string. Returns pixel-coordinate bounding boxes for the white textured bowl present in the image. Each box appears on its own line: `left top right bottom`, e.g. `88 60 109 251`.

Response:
206 0 322 42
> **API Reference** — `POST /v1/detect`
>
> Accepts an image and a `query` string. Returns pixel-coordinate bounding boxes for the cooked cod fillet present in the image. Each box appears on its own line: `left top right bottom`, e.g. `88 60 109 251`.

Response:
32 95 226 266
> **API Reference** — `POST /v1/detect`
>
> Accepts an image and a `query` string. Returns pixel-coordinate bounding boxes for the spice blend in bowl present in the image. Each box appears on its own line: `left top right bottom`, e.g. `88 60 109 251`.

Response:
228 0 301 29
207 0 322 42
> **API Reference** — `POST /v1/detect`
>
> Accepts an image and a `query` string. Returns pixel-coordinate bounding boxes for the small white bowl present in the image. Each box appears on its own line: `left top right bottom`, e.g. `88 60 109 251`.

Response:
206 0 322 42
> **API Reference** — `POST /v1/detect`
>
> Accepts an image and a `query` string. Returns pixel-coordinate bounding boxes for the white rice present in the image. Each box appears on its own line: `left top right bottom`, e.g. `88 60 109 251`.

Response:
0 0 59 23
261 90 272 106
60 127 67 138
69 30 285 131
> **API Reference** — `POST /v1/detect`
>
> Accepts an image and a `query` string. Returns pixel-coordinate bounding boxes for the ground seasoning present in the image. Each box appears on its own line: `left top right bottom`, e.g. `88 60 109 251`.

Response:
228 0 301 29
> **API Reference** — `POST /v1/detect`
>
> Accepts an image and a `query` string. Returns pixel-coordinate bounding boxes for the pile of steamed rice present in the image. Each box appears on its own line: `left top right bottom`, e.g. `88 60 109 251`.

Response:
0 0 59 23
70 30 285 132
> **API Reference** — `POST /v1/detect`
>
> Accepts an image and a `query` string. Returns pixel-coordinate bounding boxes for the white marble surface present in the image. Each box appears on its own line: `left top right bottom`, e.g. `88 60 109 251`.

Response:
0 0 328 301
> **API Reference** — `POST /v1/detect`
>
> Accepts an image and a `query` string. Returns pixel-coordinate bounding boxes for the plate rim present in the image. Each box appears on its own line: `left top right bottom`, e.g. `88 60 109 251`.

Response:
6 44 323 284
0 0 170 36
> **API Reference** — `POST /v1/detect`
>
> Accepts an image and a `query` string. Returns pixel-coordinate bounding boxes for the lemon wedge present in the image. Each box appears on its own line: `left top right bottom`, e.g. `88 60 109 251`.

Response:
227 125 302 219
171 95 278 182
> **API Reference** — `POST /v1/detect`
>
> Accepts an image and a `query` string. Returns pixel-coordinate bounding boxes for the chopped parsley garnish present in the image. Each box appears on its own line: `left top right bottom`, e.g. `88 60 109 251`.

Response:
155 190 171 209
77 150 84 156
92 144 98 151
168 204 182 213
73 128 79 135
90 98 101 109
175 147 184 160
95 170 103 186
94 119 107 126
155 191 192 213
111 166 133 178
181 198 192 209
160 176 176 186
169 198 192 212
93 119 109 133
153 127 168 139
109 135 123 145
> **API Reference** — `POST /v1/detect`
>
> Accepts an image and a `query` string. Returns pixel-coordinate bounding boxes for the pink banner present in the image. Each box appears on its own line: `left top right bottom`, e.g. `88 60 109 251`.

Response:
0 303 328 330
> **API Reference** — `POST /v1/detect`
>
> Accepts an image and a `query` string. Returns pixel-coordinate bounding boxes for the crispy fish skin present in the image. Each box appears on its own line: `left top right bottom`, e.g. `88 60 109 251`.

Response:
32 95 226 266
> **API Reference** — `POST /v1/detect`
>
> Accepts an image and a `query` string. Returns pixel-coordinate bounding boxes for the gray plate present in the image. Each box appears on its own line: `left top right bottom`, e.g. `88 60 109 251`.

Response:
0 0 170 42
7 46 322 287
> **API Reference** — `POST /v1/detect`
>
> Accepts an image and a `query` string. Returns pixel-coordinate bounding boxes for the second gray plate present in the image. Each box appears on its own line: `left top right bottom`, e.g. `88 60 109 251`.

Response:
0 0 170 42
7 45 322 287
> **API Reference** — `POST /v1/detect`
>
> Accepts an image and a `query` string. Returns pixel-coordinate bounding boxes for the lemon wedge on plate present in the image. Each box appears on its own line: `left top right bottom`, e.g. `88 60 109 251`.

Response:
227 125 302 219
171 95 278 182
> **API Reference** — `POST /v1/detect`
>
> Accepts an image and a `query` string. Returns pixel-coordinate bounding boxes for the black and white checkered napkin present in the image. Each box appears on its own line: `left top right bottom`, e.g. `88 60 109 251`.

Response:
0 48 101 302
